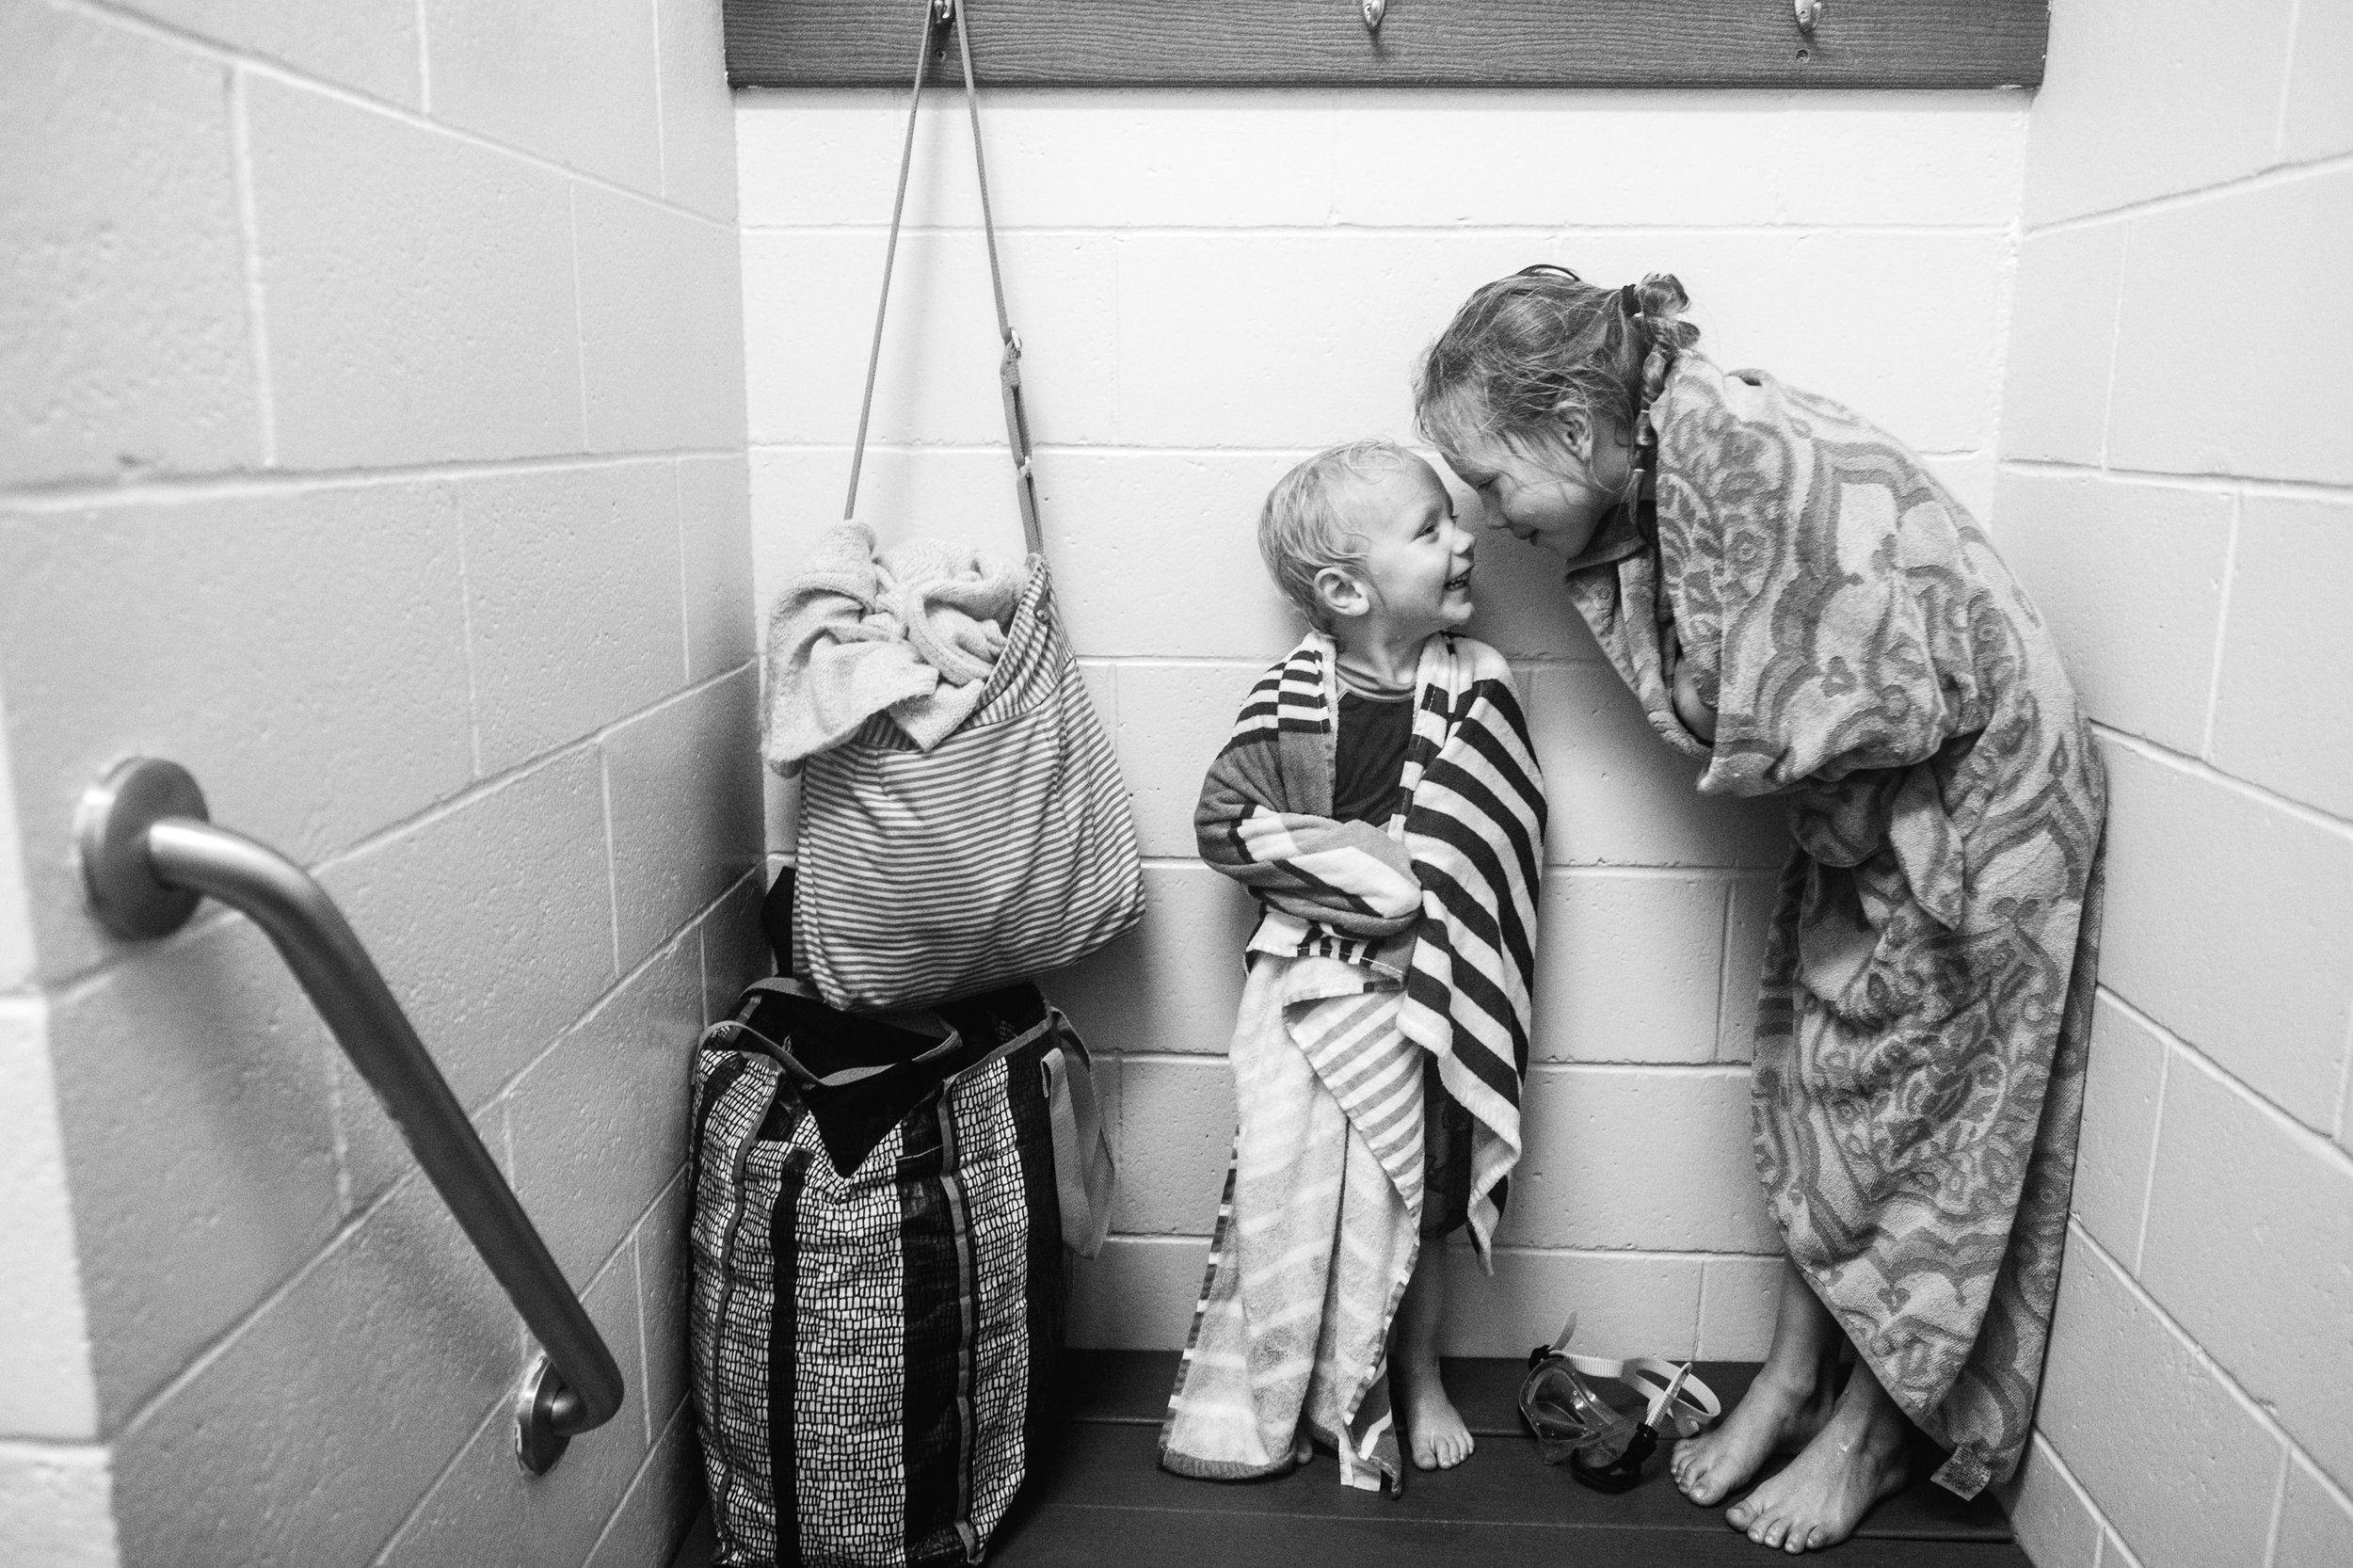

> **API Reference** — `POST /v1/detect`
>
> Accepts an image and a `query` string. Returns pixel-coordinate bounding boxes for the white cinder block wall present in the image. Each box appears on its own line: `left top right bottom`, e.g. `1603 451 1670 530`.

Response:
1989 5 2353 1567
736 88 2027 1358
1 4 758 1565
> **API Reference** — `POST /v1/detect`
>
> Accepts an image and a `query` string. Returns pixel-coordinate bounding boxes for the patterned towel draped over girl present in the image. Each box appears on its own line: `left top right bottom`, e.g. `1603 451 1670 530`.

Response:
1562 354 2105 1497
1160 632 1543 1494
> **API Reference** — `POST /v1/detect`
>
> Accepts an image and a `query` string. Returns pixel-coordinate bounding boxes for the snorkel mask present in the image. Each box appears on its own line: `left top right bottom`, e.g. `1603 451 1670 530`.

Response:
1518 1313 1722 1493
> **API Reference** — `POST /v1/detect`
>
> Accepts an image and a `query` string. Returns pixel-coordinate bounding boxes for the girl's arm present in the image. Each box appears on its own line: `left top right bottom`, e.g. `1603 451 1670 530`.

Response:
1672 651 1718 744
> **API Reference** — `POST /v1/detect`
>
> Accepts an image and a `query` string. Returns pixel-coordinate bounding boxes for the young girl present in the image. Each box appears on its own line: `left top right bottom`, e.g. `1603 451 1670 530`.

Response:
1415 266 2105 1555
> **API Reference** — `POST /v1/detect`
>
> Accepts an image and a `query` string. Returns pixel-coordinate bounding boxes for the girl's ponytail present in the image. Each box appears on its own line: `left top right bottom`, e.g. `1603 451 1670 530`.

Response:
1632 272 1697 415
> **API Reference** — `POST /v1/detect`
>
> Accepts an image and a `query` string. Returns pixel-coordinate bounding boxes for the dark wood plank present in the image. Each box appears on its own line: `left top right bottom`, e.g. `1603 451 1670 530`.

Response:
726 0 2048 90
1028 1412 2010 1543
990 1502 2029 1568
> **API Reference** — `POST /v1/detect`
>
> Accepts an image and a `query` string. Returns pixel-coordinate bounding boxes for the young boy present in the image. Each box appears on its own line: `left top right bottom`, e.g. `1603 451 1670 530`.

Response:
1158 440 1545 1495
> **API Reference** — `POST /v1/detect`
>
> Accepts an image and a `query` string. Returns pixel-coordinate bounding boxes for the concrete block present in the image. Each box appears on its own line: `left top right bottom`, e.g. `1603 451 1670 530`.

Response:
602 670 765 968
1048 865 1258 1060
2108 172 2353 486
2097 741 2353 1130
1996 1435 2105 1568
1716 872 1779 1064
2137 1052 2353 1481
1035 452 1303 660
508 937 701 1290
696 872 772 1026
374 1406 529 1568
1109 1057 1234 1238
1440 1245 1702 1360
1924 452 1998 528
1990 472 2231 756
2275 1451 2353 1568
582 1406 698 1568
1109 663 1269 858
735 90 1342 231
2210 495 2353 819
2071 997 2166 1267
456 461 687 774
46 916 344 1430
575 184 747 455
1772 97 2028 227
1529 872 1728 1064
2036 1240 2285 1568
246 76 583 468
632 1172 693 1443
1502 1065 1778 1253
1695 1254 1784 1360
1998 223 2129 466
0 1441 119 1568
680 453 757 683
747 447 1036 622
110 1174 519 1568
2022 0 2295 226
1522 664 1789 871
1065 1234 1211 1351
0 4 259 487
319 748 618 1112
0 484 474 984
0 1000 99 1441
2283 0 2353 161
741 230 1118 448
1112 232 1551 451
658 0 738 221
115 0 421 105
420 0 660 192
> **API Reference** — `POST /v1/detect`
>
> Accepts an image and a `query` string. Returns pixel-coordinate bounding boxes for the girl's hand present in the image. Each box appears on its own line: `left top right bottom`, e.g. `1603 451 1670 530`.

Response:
1671 648 1718 744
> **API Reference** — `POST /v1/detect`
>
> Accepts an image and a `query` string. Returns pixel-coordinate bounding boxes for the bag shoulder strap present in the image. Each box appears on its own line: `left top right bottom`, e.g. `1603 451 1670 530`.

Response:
844 0 1042 559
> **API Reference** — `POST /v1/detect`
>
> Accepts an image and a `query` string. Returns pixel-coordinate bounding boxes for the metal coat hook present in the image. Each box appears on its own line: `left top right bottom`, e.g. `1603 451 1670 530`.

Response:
1794 0 1822 34
1362 0 1385 32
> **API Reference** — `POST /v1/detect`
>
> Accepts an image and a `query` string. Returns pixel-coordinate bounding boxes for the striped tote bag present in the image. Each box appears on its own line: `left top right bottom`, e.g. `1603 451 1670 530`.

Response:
688 979 1113 1568
792 558 1144 1013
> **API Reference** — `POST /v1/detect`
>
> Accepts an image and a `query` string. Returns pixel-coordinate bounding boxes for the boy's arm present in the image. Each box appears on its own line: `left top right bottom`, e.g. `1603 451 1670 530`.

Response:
1196 723 1420 937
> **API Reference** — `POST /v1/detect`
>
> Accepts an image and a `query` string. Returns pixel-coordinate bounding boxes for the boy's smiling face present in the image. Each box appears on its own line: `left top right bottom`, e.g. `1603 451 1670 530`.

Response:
1320 456 1478 640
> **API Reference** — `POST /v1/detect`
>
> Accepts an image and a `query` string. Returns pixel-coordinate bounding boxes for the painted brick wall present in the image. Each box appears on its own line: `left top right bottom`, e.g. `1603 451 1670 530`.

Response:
736 87 2026 1358
0 4 756 1565
1987 5 2353 1566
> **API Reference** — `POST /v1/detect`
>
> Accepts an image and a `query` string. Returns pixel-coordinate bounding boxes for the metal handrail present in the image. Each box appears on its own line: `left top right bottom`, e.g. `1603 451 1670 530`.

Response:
74 757 624 1475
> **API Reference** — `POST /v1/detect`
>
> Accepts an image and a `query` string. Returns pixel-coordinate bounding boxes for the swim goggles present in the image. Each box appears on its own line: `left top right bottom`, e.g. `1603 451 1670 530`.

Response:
1517 1313 1722 1494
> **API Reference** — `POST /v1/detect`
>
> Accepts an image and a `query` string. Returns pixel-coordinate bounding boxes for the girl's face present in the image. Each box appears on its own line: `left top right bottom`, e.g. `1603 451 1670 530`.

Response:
1444 415 1632 559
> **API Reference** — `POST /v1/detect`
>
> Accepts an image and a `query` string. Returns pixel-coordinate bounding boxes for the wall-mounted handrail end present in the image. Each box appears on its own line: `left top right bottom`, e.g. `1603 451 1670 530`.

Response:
517 1356 581 1476
76 757 209 939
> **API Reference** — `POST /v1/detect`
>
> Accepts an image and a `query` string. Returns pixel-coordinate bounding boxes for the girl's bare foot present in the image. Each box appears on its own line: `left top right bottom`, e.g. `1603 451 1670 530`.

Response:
1398 1356 1475 1470
1670 1367 1832 1506
1724 1368 1909 1554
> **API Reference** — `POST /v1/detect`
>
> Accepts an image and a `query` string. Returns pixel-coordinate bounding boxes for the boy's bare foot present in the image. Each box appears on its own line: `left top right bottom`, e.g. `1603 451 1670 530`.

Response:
1670 1368 1831 1507
1723 1378 1908 1554
1398 1358 1475 1470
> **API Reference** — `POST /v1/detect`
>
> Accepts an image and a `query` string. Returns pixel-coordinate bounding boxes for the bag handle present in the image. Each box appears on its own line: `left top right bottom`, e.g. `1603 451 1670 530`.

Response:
844 0 1044 560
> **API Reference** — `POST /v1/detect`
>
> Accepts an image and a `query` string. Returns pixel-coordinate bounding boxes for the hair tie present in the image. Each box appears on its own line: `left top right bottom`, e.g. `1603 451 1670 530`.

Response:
1618 282 1642 319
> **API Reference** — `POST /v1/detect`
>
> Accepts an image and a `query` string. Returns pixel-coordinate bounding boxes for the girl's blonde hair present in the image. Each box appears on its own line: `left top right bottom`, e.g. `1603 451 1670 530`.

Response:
1257 439 1413 633
1414 265 1700 463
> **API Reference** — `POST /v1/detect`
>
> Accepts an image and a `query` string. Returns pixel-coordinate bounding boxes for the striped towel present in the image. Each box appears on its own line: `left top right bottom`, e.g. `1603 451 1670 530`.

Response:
1159 955 1419 1494
1195 631 1545 1261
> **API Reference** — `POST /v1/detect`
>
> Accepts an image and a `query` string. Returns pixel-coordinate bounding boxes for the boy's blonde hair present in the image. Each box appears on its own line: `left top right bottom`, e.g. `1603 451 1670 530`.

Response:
1258 439 1416 633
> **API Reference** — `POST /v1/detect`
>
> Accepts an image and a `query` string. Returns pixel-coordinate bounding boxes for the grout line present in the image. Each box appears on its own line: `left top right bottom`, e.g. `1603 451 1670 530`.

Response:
674 462 696 681
369 1398 505 1567
2128 1015 2169 1275
741 220 2023 239
631 1232 655 1448
452 488 486 778
2095 725 2353 838
2094 222 2130 471
62 0 731 232
2016 1432 2117 1560
2025 147 2353 239
648 0 669 203
0 447 747 510
2261 1437 2292 1568
598 750 624 977
756 440 2006 461
224 69 279 468
568 184 593 452
2198 492 2242 762
1993 458 2353 501
2271 0 2304 164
